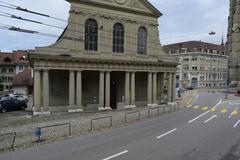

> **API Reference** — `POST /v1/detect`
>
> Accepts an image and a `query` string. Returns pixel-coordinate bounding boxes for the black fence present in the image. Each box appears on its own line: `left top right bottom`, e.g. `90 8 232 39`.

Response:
125 111 140 123
0 132 16 151
90 116 113 131
35 123 71 142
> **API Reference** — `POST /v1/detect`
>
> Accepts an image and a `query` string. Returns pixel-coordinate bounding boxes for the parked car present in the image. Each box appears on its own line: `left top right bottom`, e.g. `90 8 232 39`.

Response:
0 97 27 113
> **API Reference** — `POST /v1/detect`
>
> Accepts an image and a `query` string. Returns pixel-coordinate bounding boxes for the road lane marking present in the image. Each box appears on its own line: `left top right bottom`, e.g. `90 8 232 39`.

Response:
102 150 128 160
231 110 238 116
188 110 211 124
186 105 192 108
204 115 217 123
156 128 177 139
211 107 217 112
234 120 240 128
221 108 228 113
202 106 209 111
193 106 200 109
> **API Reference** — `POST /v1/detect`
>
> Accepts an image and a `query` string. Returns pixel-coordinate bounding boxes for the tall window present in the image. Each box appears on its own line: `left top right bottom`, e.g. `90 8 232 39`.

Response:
137 27 147 55
113 23 124 53
85 19 98 51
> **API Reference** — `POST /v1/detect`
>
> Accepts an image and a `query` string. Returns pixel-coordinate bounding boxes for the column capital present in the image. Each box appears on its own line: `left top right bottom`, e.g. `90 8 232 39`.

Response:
34 68 42 72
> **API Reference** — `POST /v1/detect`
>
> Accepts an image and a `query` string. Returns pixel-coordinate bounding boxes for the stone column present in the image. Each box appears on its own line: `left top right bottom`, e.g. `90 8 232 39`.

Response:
76 71 83 112
167 73 172 103
152 72 157 105
124 72 130 108
105 71 111 109
159 72 165 103
172 73 176 102
130 72 136 107
68 70 76 112
42 69 50 114
147 72 153 105
98 71 105 110
33 69 41 115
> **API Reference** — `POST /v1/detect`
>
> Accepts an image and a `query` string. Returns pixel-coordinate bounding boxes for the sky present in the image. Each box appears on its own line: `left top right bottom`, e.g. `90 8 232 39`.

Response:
0 0 229 52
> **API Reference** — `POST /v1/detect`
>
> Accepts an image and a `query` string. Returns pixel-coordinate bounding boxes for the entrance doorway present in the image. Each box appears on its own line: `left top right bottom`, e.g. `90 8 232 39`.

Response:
110 79 117 109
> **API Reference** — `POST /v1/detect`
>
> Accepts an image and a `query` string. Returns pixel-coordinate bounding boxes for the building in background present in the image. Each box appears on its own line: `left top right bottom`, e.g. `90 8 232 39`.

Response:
227 0 240 86
164 41 228 88
0 50 30 92
13 69 33 95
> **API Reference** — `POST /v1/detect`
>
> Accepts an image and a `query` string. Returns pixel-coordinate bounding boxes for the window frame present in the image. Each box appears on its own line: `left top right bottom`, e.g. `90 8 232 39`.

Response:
85 19 98 51
113 23 124 53
137 26 147 55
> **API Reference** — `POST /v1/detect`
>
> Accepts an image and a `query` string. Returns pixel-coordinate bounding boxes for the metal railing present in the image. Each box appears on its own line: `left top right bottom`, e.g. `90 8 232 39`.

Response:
147 107 160 117
0 132 16 151
35 123 71 142
125 111 140 123
90 116 113 131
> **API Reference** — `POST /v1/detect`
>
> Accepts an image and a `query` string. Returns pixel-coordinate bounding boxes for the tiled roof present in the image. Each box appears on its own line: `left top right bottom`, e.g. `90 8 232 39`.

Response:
13 69 33 86
0 50 29 65
163 41 225 55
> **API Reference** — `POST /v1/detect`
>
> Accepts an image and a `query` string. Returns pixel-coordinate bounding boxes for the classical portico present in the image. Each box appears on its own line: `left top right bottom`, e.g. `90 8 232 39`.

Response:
30 0 178 115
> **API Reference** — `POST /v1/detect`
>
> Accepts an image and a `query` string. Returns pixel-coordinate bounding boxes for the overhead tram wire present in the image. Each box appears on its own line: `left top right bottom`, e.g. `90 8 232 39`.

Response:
0 24 84 42
0 11 164 51
0 1 164 46
0 0 227 46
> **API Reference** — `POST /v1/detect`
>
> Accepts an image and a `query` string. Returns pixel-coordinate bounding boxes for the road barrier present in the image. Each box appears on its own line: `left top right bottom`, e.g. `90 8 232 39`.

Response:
0 132 16 151
147 107 160 117
35 123 71 142
125 111 140 123
90 116 113 131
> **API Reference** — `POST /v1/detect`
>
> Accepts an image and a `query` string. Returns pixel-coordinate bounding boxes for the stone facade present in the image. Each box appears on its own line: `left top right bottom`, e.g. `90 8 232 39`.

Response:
227 0 240 85
30 0 178 115
164 41 228 88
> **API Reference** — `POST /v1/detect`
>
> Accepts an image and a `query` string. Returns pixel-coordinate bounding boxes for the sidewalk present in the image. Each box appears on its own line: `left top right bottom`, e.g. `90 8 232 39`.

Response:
0 103 181 153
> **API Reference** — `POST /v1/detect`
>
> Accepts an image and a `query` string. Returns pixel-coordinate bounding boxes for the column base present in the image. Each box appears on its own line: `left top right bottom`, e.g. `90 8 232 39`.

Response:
68 109 84 113
98 107 112 111
124 105 136 109
168 102 177 106
33 111 51 116
147 104 158 107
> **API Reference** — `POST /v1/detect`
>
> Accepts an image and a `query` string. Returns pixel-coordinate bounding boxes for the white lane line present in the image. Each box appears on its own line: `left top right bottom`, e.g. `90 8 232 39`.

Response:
156 128 177 139
188 110 210 124
204 115 217 123
188 98 222 124
102 150 128 160
234 120 240 128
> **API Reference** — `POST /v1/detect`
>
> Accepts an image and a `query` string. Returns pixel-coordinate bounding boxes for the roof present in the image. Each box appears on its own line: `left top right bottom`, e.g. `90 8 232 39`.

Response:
67 0 162 17
0 50 30 66
13 69 33 86
163 41 225 55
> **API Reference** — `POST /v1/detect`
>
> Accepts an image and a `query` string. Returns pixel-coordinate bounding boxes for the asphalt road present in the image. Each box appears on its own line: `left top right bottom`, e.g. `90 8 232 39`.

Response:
1 92 240 160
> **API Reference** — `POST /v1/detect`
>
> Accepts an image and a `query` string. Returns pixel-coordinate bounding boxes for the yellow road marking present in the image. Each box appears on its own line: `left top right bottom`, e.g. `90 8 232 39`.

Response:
231 110 238 116
211 107 217 112
202 106 209 111
193 106 200 109
221 108 228 113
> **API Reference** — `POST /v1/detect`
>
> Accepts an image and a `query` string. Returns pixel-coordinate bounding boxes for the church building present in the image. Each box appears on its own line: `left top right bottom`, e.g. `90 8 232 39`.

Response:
30 0 178 115
227 0 240 86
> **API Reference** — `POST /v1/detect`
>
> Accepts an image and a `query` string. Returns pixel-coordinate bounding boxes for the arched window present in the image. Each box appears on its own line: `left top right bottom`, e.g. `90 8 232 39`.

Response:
137 27 147 55
113 23 124 53
85 19 98 51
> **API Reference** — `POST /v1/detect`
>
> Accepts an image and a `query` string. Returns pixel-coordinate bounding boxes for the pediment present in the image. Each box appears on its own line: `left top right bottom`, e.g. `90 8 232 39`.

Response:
68 0 162 17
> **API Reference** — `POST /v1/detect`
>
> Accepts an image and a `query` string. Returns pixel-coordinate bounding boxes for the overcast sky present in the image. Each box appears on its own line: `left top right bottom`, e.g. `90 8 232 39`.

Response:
0 0 229 52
